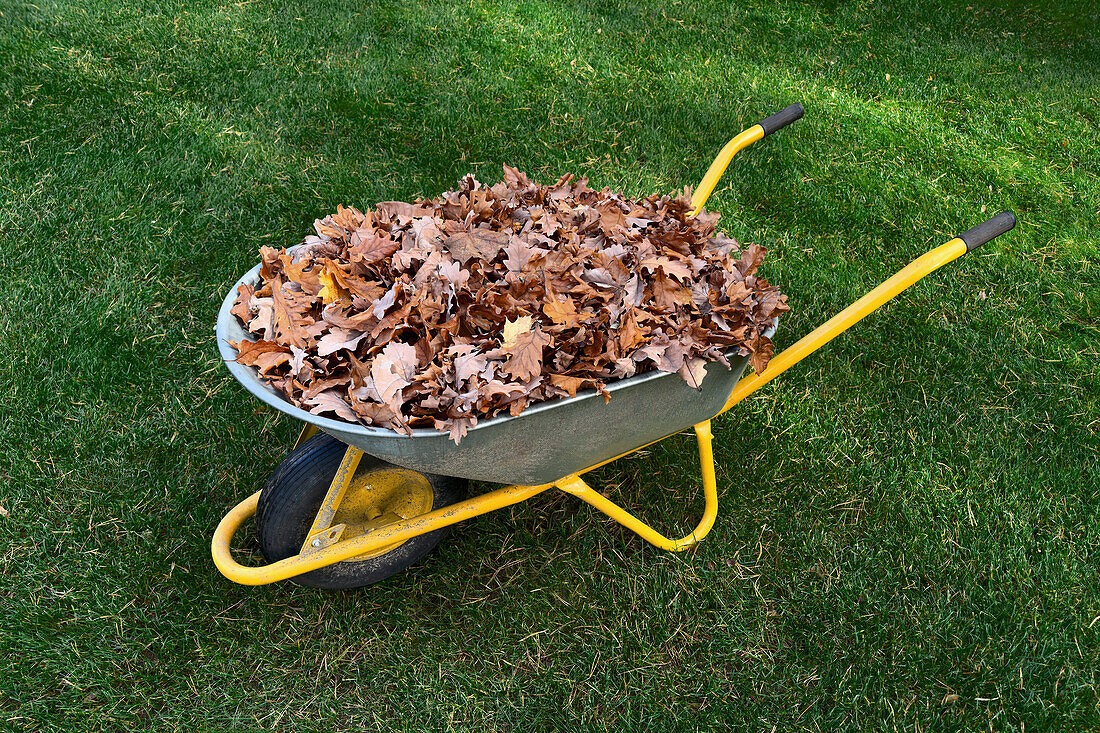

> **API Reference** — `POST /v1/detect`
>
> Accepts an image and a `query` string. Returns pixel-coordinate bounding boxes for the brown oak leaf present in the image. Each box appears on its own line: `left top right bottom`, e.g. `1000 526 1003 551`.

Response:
650 271 692 311
370 342 419 407
678 357 708 389
549 374 591 398
737 244 766 277
317 262 351 305
542 294 581 327
643 256 694 282
451 345 488 384
617 307 647 352
502 316 534 348
305 389 359 422
504 236 536 273
282 257 323 295
247 297 276 339
316 327 367 357
377 201 433 220
503 327 550 382
435 416 477 443
231 284 255 323
749 332 775 374
231 339 288 369
350 228 400 265
271 277 317 349
502 164 534 190
444 229 509 264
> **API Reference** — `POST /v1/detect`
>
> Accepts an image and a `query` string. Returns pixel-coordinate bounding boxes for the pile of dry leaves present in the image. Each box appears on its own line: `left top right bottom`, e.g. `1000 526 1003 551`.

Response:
230 166 787 441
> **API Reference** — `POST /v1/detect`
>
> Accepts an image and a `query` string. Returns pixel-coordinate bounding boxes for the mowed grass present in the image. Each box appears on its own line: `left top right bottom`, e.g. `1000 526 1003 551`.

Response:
1 0 1098 729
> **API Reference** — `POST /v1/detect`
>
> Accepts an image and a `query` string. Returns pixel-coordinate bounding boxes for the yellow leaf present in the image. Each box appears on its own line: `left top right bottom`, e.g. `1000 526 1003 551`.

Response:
502 315 533 349
317 263 350 305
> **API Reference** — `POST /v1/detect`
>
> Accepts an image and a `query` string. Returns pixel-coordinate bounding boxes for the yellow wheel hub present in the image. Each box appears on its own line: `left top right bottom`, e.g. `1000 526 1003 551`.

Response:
333 468 434 561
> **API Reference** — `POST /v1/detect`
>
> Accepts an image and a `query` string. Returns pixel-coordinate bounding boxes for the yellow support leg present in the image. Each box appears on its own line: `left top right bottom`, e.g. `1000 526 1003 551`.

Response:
557 421 719 551
293 423 319 449
211 422 722 585
300 446 363 554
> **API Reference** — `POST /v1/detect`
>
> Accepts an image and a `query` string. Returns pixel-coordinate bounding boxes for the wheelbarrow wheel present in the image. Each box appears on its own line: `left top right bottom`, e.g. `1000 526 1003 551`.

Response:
255 433 467 589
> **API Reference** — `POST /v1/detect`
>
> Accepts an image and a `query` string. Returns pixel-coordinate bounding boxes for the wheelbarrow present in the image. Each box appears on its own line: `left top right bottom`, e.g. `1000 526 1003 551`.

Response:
211 103 1017 589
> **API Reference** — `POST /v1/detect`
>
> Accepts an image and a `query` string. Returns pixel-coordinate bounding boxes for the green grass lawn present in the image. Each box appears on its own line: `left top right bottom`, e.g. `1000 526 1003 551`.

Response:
1 0 1098 729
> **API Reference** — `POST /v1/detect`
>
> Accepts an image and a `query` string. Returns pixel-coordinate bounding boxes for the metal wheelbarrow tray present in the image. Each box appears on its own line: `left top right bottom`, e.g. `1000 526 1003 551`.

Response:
210 103 1018 589
218 275 770 486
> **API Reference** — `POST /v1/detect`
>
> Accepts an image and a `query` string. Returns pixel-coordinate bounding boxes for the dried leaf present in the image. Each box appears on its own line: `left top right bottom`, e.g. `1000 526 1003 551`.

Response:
370 342 419 407
644 256 693 282
378 201 433 220
549 374 589 398
618 307 647 352
451 346 488 384
737 243 766 277
306 390 359 422
436 415 477 443
504 237 535 273
503 164 533 190
542 295 581 327
650 271 692 311
503 327 550 381
317 262 350 305
502 316 534 348
231 284 255 323
271 276 316 349
259 246 283 279
282 257 323 295
371 286 397 319
749 333 775 374
247 298 276 340
231 339 287 366
679 357 708 389
350 228 400 265
444 229 510 264
316 328 367 357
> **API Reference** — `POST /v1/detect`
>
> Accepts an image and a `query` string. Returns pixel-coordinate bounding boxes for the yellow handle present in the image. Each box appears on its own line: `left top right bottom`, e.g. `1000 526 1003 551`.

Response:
690 103 804 216
690 125 764 216
721 238 968 413
721 210 1019 413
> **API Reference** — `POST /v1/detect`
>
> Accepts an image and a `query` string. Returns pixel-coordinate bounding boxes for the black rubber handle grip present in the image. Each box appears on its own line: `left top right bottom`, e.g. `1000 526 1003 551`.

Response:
758 103 804 136
958 211 1017 252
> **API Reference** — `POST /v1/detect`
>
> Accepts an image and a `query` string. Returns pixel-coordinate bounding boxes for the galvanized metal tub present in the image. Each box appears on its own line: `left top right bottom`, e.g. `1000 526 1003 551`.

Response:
216 263 771 485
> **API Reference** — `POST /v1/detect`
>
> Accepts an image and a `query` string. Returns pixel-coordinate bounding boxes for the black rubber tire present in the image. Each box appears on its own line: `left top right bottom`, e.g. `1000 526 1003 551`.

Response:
255 433 467 589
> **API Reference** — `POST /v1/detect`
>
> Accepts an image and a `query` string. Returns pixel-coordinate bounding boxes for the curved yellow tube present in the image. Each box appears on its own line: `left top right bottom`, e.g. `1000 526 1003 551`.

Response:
690 125 765 216
211 482 554 585
212 420 721 585
556 421 718 551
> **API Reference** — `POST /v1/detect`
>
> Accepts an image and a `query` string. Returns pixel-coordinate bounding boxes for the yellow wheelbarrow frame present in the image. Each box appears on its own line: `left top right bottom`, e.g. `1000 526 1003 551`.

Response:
212 103 1017 586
